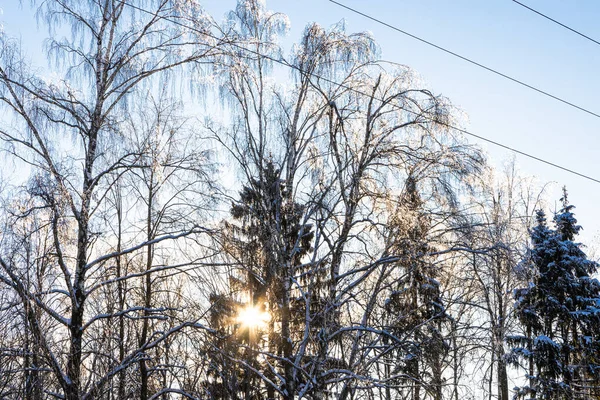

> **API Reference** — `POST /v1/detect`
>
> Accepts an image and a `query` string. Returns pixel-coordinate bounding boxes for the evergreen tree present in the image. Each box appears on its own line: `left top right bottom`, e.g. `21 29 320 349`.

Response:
211 160 314 399
508 189 600 399
205 293 246 399
384 177 449 400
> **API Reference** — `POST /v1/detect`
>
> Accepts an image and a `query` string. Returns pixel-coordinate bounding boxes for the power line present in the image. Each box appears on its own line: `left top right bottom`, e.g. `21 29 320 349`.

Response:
512 0 600 47
121 1 600 185
327 0 600 121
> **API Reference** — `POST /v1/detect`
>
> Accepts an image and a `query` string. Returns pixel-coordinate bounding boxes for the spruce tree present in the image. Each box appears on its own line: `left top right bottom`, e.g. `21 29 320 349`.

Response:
384 177 449 400
211 160 313 399
508 189 600 399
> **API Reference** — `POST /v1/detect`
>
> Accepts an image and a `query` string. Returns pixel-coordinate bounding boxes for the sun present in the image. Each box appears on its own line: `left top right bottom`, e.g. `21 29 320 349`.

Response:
237 304 270 329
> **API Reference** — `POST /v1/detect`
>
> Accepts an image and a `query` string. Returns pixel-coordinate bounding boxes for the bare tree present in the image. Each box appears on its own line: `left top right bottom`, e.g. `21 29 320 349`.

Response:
204 2 484 399
452 161 545 400
0 1 219 399
0 189 56 399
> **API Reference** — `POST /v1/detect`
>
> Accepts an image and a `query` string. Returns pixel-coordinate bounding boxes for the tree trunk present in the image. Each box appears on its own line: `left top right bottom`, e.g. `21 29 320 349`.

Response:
281 269 294 400
66 215 90 400
497 352 509 400
528 325 534 395
140 177 155 400
116 198 127 400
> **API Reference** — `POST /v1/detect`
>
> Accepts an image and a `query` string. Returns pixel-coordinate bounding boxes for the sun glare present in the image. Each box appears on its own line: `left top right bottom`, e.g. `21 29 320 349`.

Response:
237 305 270 328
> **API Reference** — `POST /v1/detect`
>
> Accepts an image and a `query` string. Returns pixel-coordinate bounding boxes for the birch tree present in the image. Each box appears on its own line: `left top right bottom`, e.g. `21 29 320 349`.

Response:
0 1 219 398
206 2 484 399
459 162 545 400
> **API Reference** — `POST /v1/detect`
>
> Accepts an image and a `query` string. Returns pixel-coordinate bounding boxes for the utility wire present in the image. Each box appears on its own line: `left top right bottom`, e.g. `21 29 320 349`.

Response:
121 1 600 185
327 0 600 120
512 0 600 47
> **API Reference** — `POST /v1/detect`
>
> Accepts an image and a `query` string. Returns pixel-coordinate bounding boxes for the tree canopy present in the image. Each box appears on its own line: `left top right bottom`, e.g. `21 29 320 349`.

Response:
0 1 597 400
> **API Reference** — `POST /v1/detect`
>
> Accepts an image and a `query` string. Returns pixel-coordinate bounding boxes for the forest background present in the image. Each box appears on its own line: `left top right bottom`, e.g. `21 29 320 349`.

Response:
0 1 599 399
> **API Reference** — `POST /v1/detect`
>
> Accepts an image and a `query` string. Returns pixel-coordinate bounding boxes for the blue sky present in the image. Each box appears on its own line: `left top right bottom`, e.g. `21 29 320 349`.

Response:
2 0 600 243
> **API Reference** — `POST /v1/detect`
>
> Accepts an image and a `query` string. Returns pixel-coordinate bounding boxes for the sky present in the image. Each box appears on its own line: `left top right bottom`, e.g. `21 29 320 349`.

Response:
1 0 600 244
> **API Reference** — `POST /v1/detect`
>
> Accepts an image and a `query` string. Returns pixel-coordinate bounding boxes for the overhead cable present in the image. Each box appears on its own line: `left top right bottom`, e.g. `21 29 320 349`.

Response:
121 1 600 185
